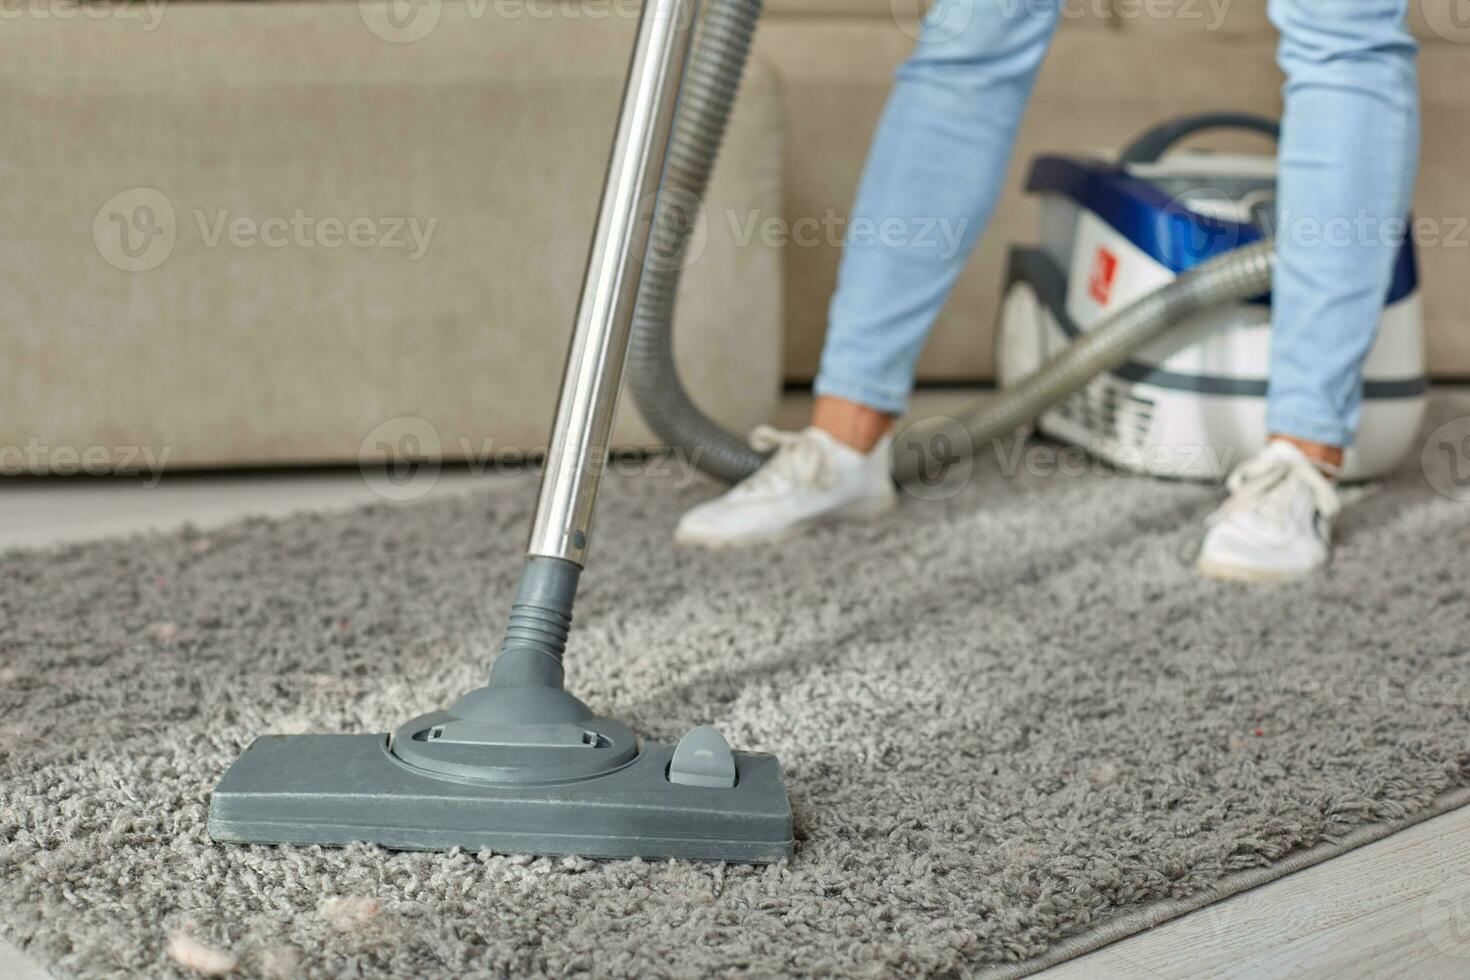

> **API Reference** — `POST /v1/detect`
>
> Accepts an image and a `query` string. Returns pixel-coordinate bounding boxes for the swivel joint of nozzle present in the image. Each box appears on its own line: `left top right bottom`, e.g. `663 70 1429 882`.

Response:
446 557 592 726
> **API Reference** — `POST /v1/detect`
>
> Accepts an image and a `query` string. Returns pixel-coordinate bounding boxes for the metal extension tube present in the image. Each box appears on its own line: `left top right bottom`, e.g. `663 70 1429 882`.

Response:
526 0 700 568
496 0 700 679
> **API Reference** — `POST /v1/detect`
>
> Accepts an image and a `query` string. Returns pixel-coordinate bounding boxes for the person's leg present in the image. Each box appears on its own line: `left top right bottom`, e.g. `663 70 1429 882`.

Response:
1265 0 1420 466
677 0 1062 545
812 0 1064 450
1198 0 1418 581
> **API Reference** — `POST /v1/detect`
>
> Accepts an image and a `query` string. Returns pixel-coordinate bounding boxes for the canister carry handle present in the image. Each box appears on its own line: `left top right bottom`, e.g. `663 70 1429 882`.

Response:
1119 112 1281 166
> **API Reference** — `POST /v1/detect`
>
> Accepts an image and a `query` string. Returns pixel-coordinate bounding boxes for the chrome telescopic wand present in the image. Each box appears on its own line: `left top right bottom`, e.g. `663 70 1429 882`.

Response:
491 0 700 688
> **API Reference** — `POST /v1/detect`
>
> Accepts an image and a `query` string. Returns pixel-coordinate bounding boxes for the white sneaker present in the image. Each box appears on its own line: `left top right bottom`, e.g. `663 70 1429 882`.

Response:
1196 440 1341 582
675 425 896 547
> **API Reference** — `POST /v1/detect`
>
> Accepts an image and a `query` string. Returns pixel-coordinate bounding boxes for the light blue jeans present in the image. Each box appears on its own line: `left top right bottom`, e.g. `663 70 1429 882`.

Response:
814 0 1420 447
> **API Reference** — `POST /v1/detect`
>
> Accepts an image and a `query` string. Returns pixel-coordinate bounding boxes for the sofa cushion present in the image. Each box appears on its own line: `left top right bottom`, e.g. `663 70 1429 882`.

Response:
0 2 783 469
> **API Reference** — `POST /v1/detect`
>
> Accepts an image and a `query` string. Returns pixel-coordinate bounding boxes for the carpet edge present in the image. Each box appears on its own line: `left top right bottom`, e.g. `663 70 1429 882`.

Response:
977 783 1470 979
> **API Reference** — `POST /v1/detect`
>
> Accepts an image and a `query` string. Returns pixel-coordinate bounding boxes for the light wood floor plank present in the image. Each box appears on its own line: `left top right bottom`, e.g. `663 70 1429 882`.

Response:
1043 804 1470 979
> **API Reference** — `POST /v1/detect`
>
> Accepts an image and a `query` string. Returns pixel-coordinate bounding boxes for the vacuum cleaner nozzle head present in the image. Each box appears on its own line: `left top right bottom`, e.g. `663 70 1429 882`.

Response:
208 726 794 863
208 560 794 864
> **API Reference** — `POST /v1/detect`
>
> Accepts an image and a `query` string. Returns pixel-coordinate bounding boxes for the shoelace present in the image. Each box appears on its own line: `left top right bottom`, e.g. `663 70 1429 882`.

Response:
1207 444 1341 528
738 425 838 496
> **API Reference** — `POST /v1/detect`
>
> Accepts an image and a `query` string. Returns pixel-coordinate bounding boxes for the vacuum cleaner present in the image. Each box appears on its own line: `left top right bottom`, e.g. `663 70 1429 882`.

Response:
210 0 1426 864
208 0 794 863
992 116 1426 481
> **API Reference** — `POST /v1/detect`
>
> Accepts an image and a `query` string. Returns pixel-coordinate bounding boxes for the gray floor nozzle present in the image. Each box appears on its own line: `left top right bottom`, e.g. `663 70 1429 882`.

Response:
206 559 795 863
206 0 794 864
207 733 794 863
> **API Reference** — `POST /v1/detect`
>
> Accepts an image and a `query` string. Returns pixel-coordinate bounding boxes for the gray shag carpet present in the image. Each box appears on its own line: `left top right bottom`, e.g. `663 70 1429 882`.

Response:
3 394 1470 979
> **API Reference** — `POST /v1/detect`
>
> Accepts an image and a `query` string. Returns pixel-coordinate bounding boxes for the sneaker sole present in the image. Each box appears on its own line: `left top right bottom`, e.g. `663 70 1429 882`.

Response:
674 494 897 549
1195 556 1323 583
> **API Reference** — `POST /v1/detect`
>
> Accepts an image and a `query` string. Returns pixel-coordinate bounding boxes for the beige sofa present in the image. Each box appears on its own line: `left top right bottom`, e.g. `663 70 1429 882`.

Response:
3 0 1465 472
0 3 783 469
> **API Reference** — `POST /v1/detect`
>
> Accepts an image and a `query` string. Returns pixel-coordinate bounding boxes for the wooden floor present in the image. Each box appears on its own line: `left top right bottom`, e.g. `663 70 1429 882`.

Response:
1045 804 1470 979
4 402 1468 978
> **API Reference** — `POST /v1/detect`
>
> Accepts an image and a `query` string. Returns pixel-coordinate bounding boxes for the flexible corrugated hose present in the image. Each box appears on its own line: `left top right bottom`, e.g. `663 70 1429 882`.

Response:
927 241 1275 478
625 0 1276 484
625 0 768 483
